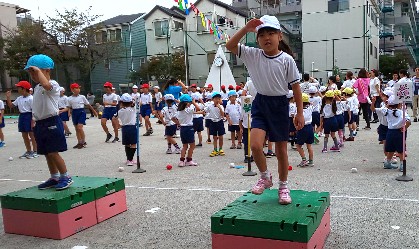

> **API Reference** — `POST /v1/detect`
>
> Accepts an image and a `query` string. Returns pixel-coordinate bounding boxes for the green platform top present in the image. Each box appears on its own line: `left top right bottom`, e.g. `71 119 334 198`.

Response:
211 189 330 243
0 176 125 214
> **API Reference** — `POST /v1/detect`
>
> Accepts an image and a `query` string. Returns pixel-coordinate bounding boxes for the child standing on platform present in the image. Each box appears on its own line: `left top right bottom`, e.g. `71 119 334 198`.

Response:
67 83 97 149
25 54 72 190
6 81 38 159
140 84 154 136
160 94 181 154
0 98 4 147
58 87 72 137
287 90 297 150
225 90 242 149
191 92 205 146
153 86 163 124
320 90 340 153
206 92 226 157
102 82 119 142
296 93 314 167
173 94 200 167
226 15 304 204
113 93 137 166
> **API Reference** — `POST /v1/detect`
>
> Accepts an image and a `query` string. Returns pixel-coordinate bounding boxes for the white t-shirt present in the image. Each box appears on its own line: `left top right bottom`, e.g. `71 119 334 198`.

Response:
348 95 359 114
300 81 319 94
32 80 60 121
162 105 178 126
103 93 118 107
243 80 257 97
0 100 4 111
309 96 322 112
193 103 204 118
204 101 213 119
225 102 241 125
303 105 313 124
383 109 410 129
204 104 224 122
342 79 355 89
68 95 89 109
117 107 136 126
327 83 337 91
369 77 380 96
238 44 300 96
289 102 296 117
177 106 194 126
376 102 388 126
221 91 229 100
155 92 163 102
387 80 397 88
58 95 69 109
13 95 33 113
322 104 334 118
336 101 345 115
140 93 153 105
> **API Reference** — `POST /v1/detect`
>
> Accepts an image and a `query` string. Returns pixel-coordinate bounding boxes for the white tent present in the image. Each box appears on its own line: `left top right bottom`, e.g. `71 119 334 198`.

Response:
205 46 236 92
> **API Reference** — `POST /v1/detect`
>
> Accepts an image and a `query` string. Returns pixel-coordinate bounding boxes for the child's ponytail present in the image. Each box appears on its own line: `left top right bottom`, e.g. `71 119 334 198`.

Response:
279 40 294 58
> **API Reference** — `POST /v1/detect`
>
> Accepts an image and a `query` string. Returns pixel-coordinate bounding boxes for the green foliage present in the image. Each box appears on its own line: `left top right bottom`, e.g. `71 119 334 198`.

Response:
135 51 186 82
379 54 409 79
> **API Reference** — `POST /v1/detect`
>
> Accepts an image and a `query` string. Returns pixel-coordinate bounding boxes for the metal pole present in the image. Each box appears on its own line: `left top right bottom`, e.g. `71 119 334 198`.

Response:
332 39 335 72
132 95 146 173
396 101 412 181
184 30 190 84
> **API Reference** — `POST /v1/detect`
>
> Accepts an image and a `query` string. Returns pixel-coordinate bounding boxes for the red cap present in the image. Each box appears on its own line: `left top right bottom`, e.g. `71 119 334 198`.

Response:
142 83 149 89
221 85 226 89
15 81 31 90
191 84 197 88
228 85 234 90
207 84 213 88
104 82 113 88
70 83 80 89
236 85 241 91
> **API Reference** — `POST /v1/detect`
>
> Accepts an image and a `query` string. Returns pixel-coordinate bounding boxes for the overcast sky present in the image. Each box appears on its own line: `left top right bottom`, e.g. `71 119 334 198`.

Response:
12 0 232 22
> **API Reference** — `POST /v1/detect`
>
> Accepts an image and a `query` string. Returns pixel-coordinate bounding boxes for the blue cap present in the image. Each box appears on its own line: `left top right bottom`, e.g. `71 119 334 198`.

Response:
212 91 221 98
228 90 237 97
24 54 54 70
179 94 192 103
120 93 132 103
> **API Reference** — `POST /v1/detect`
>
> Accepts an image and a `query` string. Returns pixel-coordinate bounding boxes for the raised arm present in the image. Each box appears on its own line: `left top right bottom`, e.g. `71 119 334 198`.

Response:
226 19 263 55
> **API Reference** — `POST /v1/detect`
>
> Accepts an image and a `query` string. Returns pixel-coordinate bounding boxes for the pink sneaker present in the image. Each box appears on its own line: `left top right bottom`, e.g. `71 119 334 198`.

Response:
251 176 273 195
321 148 328 153
330 146 340 152
178 161 186 167
126 160 133 166
185 160 198 166
278 186 292 205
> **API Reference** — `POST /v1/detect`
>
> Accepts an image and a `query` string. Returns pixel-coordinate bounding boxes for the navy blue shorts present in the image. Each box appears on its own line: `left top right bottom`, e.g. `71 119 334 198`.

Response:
193 117 204 132
289 117 296 133
34 116 67 155
296 124 314 145
336 114 344 130
323 117 338 134
165 124 177 136
72 108 86 126
59 110 69 121
251 94 289 142
18 112 32 132
205 119 212 128
349 112 359 124
0 117 5 128
228 124 240 132
385 129 404 153
155 102 163 111
180 126 195 144
222 100 228 109
344 112 349 124
377 124 388 142
102 107 117 120
122 125 137 145
209 120 226 136
312 111 320 127
140 105 152 118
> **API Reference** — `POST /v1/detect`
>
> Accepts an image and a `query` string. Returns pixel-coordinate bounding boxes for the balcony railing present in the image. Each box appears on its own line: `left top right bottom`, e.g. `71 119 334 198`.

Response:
380 0 394 13
380 24 394 38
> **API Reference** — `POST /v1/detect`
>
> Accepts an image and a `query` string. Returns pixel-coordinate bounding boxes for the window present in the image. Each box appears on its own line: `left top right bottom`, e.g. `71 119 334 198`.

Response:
370 42 373 55
95 30 107 43
154 20 169 37
174 21 183 30
139 57 146 68
328 0 349 13
109 30 116 42
116 29 122 41
197 13 212 33
374 46 377 59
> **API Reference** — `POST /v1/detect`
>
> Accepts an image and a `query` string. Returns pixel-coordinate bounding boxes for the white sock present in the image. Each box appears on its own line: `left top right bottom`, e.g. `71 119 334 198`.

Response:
279 181 288 188
260 170 271 179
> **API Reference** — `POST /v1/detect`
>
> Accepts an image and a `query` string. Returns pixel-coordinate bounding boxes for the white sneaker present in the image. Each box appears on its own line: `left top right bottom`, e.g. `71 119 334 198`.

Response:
174 148 181 154
19 152 29 159
178 161 186 167
126 160 134 166
166 148 173 154
32 152 39 158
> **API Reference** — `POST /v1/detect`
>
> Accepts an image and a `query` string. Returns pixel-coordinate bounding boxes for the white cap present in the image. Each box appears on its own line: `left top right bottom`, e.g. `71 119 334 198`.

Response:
196 87 201 91
29 88 33 91
256 15 281 32
308 86 318 94
383 88 394 97
132 85 138 89
112 87 115 90
60 87 65 92
153 86 160 89
286 90 293 98
164 94 175 101
319 86 327 92
387 95 398 105
191 92 202 100
120 93 132 102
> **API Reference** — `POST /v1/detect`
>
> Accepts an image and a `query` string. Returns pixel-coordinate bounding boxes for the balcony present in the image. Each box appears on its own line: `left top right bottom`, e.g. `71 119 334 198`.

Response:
380 24 394 38
279 2 302 14
381 0 394 13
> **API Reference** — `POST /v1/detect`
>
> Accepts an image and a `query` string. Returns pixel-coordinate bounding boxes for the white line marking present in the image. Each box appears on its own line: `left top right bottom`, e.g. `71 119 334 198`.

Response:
1 178 418 203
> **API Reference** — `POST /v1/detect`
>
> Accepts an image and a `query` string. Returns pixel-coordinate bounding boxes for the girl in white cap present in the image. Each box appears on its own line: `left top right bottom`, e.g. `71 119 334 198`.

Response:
226 15 304 205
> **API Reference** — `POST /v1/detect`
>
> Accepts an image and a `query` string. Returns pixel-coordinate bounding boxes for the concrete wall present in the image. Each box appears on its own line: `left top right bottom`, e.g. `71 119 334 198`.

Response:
302 0 379 82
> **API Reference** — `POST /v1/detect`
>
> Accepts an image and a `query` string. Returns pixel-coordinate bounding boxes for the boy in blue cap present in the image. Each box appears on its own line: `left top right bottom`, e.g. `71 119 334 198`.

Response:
25 54 73 190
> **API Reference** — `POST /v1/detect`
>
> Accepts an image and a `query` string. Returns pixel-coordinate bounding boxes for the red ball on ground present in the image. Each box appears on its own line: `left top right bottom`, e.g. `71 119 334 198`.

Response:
288 165 293 171
166 164 173 170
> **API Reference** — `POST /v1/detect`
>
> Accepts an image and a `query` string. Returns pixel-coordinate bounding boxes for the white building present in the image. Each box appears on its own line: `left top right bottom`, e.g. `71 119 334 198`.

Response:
302 0 380 82
144 0 247 85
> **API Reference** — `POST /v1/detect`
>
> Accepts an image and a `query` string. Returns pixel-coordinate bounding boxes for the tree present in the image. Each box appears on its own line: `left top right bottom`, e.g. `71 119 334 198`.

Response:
379 54 409 79
135 51 186 82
